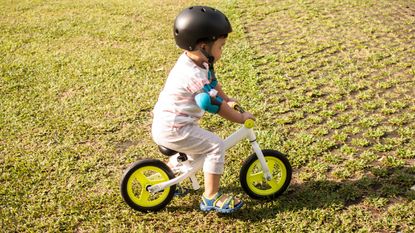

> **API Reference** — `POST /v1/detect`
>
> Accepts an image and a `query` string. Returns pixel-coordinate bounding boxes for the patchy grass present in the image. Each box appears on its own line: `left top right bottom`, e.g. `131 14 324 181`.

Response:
1 0 414 232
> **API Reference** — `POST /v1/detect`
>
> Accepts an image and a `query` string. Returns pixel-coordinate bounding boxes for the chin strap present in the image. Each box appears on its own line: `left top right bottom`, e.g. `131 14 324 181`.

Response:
199 48 218 88
199 49 215 70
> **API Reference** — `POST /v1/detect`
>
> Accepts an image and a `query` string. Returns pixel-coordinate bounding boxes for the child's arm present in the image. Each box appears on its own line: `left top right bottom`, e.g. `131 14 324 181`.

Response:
194 77 254 123
214 81 239 105
218 102 253 124
213 84 254 123
194 90 254 124
214 82 231 102
212 83 254 123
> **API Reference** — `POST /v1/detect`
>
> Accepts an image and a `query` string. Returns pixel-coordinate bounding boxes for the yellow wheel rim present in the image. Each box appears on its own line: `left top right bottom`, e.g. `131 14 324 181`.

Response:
126 166 171 207
246 156 287 196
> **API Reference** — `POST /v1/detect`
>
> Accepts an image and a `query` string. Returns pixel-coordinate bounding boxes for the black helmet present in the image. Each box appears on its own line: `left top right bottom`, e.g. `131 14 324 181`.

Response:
174 6 232 51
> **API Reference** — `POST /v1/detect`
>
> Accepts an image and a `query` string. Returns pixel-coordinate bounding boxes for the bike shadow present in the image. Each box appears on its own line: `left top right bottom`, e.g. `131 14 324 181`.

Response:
222 166 415 221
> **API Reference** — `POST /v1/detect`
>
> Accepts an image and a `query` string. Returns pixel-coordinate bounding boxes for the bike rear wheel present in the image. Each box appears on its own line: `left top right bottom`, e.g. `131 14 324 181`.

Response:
240 150 292 199
120 159 175 212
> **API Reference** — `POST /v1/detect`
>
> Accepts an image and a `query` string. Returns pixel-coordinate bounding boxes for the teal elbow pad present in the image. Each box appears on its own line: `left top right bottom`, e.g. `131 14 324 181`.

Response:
195 92 222 114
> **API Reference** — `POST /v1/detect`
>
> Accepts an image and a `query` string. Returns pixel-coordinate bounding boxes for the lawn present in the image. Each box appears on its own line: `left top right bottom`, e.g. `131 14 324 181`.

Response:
1 0 414 232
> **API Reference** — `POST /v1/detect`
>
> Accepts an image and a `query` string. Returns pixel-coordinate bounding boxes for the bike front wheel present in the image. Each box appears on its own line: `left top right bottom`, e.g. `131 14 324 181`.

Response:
240 149 292 200
120 159 175 212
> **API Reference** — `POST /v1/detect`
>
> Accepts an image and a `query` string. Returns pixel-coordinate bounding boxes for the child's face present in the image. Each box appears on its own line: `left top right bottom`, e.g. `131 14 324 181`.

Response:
210 37 227 63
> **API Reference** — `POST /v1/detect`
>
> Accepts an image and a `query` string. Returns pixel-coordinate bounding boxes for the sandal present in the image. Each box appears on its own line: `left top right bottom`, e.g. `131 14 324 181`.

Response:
200 192 243 214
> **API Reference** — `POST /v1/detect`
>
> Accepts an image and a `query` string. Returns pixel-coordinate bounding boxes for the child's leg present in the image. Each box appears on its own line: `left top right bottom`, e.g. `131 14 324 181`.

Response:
204 172 220 197
153 124 241 208
204 172 241 206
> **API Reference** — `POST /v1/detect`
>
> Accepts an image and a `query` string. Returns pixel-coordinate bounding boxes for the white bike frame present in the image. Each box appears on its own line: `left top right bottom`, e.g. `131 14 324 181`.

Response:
148 121 272 194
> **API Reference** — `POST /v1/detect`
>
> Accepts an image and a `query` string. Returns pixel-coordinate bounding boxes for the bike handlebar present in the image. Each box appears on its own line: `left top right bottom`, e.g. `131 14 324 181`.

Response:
228 102 244 113
230 103 255 128
233 104 245 113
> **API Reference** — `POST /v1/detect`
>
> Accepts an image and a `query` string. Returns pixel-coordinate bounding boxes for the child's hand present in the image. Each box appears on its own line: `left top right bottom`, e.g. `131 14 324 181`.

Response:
227 98 238 103
242 112 255 122
226 98 239 108
226 100 238 109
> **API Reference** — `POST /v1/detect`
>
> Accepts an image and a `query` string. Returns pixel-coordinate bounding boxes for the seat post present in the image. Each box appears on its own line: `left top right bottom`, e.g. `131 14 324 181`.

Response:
177 153 188 162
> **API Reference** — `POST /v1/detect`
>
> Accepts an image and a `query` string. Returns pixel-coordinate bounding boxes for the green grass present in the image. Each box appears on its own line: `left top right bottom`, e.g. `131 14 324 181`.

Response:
1 0 414 232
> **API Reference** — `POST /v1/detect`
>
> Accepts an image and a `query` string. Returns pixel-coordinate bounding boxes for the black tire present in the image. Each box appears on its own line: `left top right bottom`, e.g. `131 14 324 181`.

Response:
120 159 176 212
240 150 292 200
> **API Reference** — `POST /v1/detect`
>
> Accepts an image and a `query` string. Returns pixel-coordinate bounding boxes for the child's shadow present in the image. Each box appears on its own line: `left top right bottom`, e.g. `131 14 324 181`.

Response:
223 166 415 221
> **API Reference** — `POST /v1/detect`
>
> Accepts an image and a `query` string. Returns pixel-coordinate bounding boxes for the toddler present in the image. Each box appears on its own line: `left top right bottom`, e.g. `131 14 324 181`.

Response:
151 6 254 214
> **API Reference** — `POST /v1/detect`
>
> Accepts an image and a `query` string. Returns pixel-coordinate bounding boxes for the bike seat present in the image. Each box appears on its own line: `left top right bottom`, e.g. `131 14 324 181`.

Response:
158 145 178 157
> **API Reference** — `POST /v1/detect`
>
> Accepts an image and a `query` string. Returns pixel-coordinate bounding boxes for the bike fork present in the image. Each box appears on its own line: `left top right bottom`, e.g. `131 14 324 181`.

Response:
248 130 272 181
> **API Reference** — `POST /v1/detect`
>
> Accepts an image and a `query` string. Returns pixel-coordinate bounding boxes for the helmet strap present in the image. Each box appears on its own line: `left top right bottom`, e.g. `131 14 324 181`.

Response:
199 47 217 82
199 47 215 70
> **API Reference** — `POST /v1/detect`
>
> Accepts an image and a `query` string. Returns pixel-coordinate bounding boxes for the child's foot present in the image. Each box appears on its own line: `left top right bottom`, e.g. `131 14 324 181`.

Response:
200 192 243 214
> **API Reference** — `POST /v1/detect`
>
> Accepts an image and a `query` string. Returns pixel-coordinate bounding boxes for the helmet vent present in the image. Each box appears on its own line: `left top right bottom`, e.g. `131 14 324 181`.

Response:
201 8 206 12
175 29 179 36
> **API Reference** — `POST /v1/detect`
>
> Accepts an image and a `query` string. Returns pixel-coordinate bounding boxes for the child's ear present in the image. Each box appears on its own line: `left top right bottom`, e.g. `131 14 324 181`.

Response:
199 43 207 51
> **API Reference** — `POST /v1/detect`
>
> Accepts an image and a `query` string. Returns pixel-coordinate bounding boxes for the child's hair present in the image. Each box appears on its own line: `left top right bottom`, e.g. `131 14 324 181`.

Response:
174 6 232 51
196 34 229 47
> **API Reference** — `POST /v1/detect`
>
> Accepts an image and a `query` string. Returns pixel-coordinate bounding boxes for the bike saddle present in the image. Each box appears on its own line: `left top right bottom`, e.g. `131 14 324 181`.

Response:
157 145 178 156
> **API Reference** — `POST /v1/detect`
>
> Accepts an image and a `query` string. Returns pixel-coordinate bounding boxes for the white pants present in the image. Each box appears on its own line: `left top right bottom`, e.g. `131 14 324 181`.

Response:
152 122 225 174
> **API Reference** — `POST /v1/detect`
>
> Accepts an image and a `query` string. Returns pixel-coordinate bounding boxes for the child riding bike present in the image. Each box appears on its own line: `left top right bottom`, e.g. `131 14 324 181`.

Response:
151 6 255 214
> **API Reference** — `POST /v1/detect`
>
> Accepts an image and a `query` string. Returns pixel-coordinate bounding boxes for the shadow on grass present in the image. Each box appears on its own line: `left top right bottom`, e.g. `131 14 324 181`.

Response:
222 166 415 221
